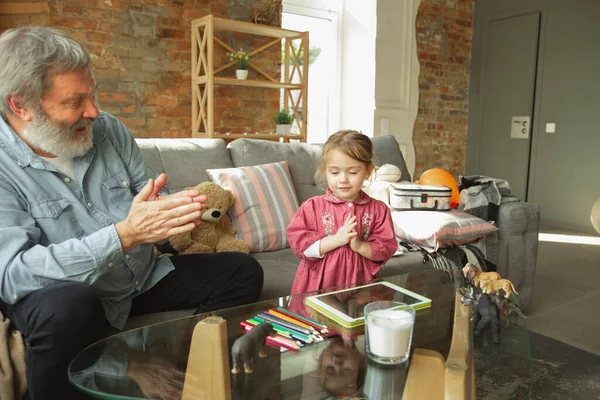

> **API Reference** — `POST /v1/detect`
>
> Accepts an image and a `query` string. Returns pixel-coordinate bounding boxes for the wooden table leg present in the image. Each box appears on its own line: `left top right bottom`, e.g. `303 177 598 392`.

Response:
182 316 232 400
403 292 475 400
402 348 446 399
445 291 474 399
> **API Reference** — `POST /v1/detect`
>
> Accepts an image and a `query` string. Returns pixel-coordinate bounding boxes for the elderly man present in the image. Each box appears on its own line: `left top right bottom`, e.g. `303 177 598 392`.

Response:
0 26 263 399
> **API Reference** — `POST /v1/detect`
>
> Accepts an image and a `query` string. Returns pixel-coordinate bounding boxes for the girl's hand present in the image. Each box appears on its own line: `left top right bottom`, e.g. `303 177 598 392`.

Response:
334 213 357 246
349 234 373 259
349 235 362 253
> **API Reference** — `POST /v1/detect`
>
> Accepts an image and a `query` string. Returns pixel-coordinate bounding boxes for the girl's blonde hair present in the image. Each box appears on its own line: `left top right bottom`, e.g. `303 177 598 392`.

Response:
315 130 375 188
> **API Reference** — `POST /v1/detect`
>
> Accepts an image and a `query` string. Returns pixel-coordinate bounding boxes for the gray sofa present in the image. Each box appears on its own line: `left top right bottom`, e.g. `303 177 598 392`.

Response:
125 135 539 329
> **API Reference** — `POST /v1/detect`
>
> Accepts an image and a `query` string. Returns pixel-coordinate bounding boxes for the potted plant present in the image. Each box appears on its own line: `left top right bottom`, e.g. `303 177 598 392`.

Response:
273 109 295 135
227 48 250 80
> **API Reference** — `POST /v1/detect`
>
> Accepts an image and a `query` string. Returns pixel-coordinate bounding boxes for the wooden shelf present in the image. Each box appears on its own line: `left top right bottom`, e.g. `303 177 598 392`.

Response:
194 76 302 90
195 133 302 140
191 15 308 142
194 16 305 39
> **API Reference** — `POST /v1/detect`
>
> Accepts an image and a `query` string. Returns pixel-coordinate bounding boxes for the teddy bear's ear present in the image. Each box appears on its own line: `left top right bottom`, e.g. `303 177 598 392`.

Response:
227 190 235 207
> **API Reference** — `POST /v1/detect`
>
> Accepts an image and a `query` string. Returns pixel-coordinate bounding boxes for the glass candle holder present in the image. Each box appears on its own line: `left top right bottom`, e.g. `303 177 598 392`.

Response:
364 301 416 365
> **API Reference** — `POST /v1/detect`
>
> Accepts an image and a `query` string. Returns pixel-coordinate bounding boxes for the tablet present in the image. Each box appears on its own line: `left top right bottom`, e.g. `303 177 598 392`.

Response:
305 281 432 328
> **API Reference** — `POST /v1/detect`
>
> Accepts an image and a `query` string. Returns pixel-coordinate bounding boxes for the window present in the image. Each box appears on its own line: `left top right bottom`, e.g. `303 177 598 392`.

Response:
282 3 341 143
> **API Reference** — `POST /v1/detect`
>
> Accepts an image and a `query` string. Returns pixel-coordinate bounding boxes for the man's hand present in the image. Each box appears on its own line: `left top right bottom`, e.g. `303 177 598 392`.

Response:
126 353 185 400
147 173 168 201
115 174 207 252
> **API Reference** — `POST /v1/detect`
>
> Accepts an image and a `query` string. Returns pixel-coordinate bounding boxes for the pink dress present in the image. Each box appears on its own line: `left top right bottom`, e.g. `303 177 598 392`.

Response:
287 189 398 295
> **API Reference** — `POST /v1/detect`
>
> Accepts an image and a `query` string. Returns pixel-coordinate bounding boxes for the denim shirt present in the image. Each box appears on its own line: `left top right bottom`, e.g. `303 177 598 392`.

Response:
0 112 174 329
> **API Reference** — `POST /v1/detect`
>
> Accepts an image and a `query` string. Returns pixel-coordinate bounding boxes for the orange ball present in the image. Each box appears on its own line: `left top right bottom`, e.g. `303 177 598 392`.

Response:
418 168 460 208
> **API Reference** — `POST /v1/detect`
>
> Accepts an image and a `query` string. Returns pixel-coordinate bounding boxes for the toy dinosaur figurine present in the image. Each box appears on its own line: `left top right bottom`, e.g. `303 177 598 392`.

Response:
473 293 501 344
231 322 275 374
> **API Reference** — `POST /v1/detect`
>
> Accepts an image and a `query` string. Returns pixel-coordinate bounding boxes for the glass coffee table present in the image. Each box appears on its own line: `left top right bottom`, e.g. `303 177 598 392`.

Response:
69 269 531 399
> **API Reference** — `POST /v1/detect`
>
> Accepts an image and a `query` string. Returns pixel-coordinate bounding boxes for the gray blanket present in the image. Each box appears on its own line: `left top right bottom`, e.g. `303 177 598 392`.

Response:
398 240 494 288
458 175 516 223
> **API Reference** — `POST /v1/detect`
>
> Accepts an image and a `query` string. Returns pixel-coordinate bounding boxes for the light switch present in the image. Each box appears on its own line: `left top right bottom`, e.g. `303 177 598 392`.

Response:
545 123 556 133
380 118 389 135
511 116 530 139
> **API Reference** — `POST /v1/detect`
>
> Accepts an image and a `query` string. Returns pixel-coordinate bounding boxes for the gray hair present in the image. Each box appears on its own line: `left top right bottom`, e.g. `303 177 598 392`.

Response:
0 26 93 117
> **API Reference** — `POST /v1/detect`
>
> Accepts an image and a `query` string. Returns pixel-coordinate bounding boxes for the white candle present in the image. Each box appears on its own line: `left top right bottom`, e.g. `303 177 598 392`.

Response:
366 308 414 358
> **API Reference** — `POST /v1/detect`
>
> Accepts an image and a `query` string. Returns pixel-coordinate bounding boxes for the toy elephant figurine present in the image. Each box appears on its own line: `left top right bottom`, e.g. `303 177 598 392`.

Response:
231 322 274 374
473 293 501 344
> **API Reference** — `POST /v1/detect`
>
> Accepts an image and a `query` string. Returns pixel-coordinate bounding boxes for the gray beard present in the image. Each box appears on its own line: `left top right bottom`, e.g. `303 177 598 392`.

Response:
22 110 94 158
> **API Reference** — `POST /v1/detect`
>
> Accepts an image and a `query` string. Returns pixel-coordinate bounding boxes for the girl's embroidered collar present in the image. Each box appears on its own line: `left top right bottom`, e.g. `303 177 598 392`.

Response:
324 189 371 205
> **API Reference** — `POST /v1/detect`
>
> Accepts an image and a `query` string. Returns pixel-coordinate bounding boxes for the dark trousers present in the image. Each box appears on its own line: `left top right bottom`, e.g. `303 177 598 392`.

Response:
0 252 263 400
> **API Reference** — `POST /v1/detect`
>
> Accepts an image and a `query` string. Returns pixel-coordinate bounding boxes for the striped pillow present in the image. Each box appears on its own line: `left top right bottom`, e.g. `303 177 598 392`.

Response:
207 161 300 253
391 210 498 252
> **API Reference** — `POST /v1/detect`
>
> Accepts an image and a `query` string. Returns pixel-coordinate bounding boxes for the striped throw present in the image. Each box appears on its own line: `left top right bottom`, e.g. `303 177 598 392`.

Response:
207 161 300 253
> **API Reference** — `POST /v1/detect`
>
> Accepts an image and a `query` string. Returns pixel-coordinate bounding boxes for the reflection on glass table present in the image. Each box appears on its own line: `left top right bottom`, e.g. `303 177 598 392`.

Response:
69 269 532 399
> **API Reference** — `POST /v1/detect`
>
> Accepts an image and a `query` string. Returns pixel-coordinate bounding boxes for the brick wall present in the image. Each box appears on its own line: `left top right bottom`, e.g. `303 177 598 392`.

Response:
413 0 475 180
0 2 50 27
0 0 279 138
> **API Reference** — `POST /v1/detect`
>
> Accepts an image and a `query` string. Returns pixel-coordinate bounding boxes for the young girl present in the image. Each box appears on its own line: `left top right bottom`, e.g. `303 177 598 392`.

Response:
287 130 398 295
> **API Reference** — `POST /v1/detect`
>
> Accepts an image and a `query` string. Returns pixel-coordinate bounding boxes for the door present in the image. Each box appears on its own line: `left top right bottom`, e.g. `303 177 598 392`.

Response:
476 13 540 201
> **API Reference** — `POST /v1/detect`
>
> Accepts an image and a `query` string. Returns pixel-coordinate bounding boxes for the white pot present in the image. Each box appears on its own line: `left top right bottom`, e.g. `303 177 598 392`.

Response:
236 69 248 80
276 124 292 135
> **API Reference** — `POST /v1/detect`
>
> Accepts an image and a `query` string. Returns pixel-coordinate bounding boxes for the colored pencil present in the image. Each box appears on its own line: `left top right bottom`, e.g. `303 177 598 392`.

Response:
251 315 304 336
255 315 320 342
247 317 263 325
260 313 312 335
241 325 301 351
240 320 255 331
268 309 315 331
276 307 329 333
268 334 301 351
254 314 308 336
245 319 312 343
243 319 313 345
271 333 303 348
247 317 290 335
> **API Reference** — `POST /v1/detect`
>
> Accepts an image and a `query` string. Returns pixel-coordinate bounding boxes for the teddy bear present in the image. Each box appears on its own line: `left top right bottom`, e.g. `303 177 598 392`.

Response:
169 181 249 254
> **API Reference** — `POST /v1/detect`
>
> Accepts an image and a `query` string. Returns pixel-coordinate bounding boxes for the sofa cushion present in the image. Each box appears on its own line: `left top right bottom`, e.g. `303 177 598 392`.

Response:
371 135 412 182
252 249 300 300
379 251 433 276
227 138 324 203
207 161 300 253
136 138 234 192
228 136 410 203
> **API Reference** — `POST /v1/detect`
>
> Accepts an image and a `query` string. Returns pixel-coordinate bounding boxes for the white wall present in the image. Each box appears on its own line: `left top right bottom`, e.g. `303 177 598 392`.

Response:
339 0 377 136
373 0 421 179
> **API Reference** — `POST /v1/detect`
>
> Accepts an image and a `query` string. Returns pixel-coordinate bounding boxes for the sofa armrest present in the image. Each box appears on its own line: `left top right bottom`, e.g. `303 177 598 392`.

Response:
495 201 540 312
